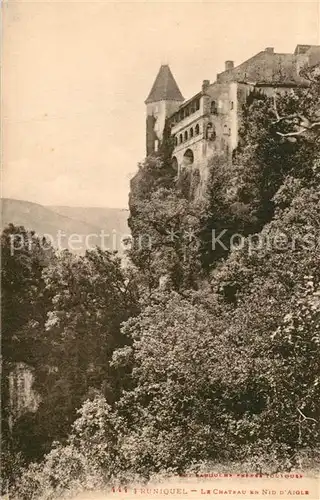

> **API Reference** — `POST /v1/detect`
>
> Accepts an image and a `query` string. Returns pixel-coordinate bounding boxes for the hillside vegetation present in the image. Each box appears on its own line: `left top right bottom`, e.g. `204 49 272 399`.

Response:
1 66 320 499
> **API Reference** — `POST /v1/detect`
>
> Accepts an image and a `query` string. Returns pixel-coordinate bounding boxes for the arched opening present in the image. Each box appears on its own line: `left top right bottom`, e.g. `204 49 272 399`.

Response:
184 130 188 141
171 156 178 171
195 124 200 135
210 101 217 114
179 134 183 144
174 136 178 147
190 127 194 138
183 148 194 167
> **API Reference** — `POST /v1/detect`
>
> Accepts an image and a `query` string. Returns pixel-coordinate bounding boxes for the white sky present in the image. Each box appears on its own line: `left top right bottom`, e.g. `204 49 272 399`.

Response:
2 0 320 208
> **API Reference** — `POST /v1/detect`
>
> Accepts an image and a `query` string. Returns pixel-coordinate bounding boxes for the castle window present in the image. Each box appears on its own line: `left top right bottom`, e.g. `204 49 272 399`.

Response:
195 124 200 135
195 99 200 111
174 136 178 147
206 122 215 140
210 101 217 114
184 130 188 141
230 101 234 110
190 127 194 138
223 124 229 135
179 134 183 144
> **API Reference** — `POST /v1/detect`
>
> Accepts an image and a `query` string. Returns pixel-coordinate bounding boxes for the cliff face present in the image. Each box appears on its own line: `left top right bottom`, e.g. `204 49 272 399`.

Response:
8 362 40 430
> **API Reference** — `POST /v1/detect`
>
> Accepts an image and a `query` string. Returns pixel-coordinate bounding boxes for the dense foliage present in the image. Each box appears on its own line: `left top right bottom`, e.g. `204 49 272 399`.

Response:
2 67 320 498
1 238 139 490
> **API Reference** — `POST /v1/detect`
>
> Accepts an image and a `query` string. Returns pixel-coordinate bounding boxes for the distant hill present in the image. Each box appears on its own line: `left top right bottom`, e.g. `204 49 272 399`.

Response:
49 205 130 238
1 198 130 254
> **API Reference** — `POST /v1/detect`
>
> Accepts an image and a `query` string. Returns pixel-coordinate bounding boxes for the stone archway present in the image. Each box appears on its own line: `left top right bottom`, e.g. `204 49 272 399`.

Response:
171 156 178 171
183 148 194 167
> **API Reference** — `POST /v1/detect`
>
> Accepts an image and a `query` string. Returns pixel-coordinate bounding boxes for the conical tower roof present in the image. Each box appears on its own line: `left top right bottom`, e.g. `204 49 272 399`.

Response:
145 65 184 104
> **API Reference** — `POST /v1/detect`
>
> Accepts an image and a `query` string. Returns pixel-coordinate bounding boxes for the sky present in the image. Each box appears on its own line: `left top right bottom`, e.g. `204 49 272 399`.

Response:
2 0 320 209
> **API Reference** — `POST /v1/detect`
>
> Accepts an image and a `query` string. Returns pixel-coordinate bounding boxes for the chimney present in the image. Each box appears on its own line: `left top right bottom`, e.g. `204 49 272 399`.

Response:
265 47 274 54
202 79 210 92
225 60 234 71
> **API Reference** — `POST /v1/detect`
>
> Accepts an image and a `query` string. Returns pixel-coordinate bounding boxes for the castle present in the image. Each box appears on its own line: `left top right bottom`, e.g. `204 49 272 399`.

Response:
145 44 320 185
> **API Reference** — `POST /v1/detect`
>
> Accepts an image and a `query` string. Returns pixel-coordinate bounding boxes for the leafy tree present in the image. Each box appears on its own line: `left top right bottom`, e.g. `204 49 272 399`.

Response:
1 232 139 489
128 186 205 291
232 80 319 229
32 247 139 452
1 224 54 486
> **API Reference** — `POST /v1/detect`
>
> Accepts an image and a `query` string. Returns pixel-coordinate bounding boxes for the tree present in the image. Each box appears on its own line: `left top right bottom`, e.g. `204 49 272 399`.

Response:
232 72 320 231
1 224 54 487
2 234 140 489
32 247 139 452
